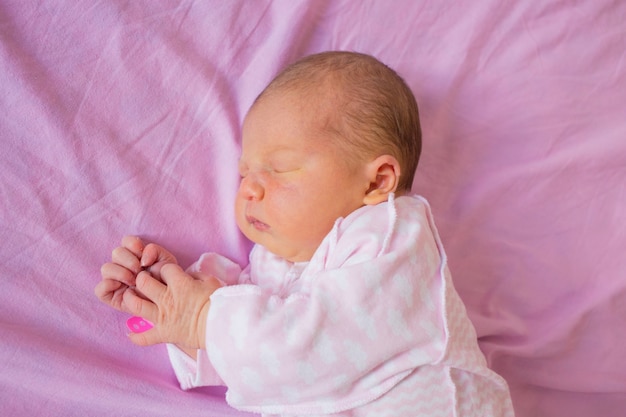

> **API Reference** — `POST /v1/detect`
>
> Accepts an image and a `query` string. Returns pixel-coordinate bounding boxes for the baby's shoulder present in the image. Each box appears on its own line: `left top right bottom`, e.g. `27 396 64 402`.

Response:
339 194 429 237
315 194 433 268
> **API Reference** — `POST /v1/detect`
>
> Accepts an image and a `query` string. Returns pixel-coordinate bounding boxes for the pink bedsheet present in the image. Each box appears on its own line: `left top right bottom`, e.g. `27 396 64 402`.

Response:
1 1 625 416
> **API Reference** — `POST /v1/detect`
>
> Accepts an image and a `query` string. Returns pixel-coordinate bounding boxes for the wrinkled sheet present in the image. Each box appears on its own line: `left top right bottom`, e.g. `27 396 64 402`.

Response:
1 1 625 416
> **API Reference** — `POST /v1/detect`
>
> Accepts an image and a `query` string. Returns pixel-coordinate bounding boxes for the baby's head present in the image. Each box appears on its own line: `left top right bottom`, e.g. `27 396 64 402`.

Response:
236 51 422 262
254 51 421 192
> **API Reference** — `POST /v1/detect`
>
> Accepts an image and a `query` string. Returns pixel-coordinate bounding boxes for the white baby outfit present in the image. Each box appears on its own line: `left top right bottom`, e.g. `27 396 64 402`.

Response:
167 194 515 416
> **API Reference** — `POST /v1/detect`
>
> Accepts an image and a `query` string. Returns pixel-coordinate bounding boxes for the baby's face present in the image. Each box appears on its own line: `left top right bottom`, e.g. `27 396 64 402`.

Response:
235 92 370 262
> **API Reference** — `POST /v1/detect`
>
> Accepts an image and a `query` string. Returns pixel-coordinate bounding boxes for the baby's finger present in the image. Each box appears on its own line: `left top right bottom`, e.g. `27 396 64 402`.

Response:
140 243 177 274
100 262 136 286
121 235 144 258
111 247 142 275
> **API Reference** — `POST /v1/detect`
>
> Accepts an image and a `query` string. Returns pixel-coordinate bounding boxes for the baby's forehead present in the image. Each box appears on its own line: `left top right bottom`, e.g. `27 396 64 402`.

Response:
244 87 335 135
268 68 346 103
253 81 343 124
247 75 366 146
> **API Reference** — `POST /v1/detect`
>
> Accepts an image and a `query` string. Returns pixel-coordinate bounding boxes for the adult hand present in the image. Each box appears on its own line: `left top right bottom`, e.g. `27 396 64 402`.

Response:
122 264 223 349
96 235 177 313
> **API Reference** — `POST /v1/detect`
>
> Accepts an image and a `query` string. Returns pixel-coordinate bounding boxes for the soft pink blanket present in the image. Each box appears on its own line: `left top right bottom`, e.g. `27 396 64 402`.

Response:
1 1 625 416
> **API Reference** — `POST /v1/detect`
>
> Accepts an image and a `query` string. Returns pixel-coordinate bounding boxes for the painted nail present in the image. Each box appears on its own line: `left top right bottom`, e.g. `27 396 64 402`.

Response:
126 316 154 333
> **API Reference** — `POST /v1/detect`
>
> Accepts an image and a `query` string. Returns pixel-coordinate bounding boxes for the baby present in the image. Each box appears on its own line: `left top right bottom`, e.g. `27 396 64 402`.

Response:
96 51 514 416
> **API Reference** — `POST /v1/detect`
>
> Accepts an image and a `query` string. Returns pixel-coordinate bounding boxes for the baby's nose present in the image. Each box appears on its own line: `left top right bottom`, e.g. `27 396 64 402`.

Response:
239 175 264 200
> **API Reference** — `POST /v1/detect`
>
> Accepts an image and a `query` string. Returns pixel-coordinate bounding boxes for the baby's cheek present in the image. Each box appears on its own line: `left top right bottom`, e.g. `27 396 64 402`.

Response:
265 187 302 219
233 199 247 229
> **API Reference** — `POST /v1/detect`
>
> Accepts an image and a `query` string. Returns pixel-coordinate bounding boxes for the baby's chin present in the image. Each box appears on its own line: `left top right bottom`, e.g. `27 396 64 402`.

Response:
262 240 316 264
238 224 318 263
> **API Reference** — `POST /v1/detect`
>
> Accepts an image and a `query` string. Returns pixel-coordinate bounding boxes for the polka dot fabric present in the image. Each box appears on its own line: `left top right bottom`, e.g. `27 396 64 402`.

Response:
168 195 514 416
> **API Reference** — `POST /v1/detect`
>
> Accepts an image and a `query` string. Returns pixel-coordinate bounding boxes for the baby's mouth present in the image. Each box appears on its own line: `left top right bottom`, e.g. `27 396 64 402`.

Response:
247 215 270 231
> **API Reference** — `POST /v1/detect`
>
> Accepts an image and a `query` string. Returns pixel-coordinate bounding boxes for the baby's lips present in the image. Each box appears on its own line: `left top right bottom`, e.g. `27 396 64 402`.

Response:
126 316 154 333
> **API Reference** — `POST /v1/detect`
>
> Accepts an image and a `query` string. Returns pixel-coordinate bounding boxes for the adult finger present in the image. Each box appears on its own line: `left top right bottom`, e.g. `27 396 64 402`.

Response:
135 270 168 303
122 286 159 322
94 278 122 301
140 244 165 279
158 263 186 286
127 327 162 346
188 272 224 292
94 279 130 313
140 243 160 268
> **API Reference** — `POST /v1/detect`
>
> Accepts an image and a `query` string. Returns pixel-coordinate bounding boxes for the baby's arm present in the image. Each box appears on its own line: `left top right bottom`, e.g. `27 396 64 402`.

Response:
95 235 177 314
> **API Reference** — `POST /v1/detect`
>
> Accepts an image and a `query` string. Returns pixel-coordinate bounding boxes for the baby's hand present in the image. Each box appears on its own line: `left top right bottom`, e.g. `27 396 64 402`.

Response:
95 236 177 313
123 264 222 349
139 238 178 281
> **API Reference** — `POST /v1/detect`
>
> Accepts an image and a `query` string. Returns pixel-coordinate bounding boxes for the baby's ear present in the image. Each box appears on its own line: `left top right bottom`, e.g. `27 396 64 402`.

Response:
363 155 401 205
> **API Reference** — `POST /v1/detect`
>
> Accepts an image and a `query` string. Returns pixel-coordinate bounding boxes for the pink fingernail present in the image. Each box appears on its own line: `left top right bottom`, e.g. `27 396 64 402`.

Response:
126 316 153 333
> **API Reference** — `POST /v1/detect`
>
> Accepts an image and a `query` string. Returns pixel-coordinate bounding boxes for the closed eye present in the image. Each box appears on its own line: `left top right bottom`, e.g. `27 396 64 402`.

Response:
272 167 300 175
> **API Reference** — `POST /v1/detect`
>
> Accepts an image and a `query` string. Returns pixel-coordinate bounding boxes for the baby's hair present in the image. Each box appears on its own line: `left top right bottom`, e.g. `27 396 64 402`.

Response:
254 51 422 192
